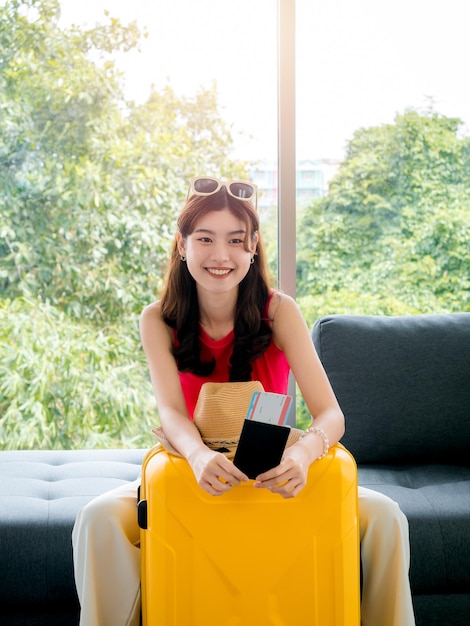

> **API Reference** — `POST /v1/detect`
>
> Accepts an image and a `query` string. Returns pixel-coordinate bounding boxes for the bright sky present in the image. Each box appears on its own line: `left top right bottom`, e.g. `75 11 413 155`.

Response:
59 0 470 162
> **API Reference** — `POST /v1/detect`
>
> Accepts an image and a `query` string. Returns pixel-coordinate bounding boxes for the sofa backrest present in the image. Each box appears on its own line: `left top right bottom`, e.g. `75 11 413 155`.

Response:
312 313 470 465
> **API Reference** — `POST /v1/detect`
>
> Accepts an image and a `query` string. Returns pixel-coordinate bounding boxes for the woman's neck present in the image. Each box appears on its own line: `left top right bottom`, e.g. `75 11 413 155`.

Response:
197 289 237 341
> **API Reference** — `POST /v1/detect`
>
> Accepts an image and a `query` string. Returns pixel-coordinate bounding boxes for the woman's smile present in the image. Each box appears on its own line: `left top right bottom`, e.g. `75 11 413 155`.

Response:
205 267 233 277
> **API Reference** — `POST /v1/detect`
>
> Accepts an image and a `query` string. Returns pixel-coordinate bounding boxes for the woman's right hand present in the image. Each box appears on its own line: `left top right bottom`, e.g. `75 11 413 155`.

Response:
187 447 249 496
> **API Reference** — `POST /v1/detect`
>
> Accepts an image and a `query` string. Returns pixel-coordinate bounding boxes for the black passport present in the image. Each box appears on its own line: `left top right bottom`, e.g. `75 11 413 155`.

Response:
233 419 290 480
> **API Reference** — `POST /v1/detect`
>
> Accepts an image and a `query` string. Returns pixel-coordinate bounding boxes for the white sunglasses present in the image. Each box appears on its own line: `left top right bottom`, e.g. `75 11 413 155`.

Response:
187 176 258 210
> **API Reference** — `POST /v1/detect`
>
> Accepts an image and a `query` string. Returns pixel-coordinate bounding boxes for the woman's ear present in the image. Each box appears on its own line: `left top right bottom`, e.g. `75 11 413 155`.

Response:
176 232 186 257
251 231 259 255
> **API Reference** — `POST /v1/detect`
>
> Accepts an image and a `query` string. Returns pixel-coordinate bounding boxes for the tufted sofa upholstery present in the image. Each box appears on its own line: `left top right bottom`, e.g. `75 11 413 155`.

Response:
312 313 470 626
0 448 145 626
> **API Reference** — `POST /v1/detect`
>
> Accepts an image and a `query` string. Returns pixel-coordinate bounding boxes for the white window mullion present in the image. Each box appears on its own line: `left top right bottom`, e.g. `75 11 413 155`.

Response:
278 0 297 423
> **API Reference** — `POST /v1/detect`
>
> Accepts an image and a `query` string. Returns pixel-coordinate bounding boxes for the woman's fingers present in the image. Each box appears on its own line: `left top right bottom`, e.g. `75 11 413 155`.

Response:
253 459 308 498
198 454 249 495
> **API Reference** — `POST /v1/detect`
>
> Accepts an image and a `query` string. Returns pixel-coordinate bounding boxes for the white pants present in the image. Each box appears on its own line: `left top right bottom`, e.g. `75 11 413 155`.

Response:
72 482 415 626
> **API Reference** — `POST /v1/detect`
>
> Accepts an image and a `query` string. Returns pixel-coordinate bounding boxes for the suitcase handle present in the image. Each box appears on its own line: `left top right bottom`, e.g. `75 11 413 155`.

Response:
138 499 148 530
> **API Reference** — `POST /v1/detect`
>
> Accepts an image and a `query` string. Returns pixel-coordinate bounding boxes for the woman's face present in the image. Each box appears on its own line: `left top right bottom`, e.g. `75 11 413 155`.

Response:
177 208 258 296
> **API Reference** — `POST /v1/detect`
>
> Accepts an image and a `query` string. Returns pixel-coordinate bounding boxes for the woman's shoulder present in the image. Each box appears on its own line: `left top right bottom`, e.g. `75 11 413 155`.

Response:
140 299 163 321
266 289 296 322
140 300 173 343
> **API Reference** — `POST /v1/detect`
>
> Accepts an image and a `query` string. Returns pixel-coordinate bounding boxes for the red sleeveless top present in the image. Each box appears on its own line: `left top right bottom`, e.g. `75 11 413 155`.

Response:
176 292 291 419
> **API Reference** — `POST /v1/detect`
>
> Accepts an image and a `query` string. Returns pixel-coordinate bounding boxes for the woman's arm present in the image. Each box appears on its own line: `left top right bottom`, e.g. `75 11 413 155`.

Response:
254 292 345 497
139 302 248 495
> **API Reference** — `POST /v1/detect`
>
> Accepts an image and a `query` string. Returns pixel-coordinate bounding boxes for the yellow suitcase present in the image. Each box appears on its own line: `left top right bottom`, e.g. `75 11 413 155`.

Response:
138 444 359 626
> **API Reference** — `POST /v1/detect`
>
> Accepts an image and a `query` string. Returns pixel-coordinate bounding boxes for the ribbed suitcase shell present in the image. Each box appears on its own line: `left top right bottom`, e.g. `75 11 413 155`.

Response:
139 444 359 626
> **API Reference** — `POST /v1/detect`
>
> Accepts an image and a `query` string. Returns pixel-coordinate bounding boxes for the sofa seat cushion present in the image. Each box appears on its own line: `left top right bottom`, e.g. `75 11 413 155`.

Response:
0 449 146 610
359 464 470 595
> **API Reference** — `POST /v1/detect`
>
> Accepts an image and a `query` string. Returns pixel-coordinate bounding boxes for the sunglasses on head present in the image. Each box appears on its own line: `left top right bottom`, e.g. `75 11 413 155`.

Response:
187 176 258 210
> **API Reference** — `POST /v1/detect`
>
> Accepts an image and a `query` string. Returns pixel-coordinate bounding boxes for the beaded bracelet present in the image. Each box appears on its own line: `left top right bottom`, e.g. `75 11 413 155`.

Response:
301 425 330 460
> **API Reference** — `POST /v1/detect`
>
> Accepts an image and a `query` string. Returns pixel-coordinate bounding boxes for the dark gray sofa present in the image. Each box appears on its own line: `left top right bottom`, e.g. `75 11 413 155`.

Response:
0 448 144 626
1 313 469 626
312 313 470 626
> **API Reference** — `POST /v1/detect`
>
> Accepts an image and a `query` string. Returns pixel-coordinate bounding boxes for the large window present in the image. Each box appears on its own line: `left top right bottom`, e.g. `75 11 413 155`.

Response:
2 0 469 448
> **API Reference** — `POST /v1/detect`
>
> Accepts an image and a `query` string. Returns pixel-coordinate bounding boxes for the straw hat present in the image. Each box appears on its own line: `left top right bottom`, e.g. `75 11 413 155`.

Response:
152 381 305 459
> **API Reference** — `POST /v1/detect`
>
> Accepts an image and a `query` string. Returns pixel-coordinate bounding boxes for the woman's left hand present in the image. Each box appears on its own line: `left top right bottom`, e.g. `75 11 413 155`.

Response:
253 446 310 499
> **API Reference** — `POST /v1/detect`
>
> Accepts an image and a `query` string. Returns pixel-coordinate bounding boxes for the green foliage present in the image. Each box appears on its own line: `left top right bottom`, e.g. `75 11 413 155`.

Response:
0 0 247 323
0 298 156 449
297 108 470 315
295 108 470 428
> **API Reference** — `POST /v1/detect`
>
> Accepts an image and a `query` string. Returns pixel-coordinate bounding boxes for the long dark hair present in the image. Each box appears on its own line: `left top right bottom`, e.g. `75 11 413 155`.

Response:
160 188 273 381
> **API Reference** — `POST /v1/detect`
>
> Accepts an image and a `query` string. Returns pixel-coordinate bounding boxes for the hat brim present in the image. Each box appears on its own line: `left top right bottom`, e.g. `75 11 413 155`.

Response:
152 381 305 459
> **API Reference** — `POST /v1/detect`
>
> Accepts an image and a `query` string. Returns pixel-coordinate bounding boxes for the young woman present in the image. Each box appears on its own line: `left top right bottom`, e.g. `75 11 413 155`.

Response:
72 177 415 626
